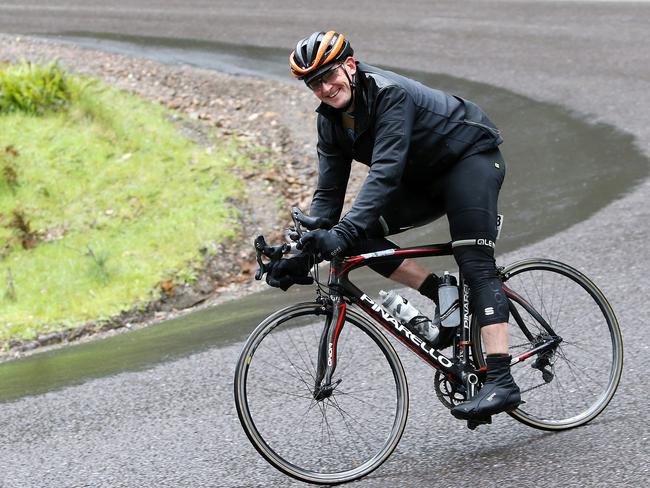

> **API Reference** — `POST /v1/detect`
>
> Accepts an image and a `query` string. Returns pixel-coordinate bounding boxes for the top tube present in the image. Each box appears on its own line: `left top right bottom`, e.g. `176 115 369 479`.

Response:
334 242 453 277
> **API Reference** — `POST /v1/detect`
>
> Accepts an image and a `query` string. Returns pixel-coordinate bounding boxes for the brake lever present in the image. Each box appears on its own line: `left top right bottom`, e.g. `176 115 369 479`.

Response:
255 208 323 281
254 236 268 280
291 206 333 231
254 235 292 280
291 207 305 238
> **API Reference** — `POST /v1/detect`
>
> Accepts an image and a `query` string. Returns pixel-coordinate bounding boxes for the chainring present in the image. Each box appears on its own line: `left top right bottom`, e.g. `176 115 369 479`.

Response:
434 371 467 409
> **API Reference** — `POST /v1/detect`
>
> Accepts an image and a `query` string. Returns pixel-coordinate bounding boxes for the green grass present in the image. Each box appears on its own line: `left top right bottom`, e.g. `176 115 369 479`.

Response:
0 62 244 342
0 61 72 114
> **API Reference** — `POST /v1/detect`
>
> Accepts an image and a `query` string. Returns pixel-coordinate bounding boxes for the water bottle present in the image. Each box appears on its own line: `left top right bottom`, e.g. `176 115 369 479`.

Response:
378 290 440 343
438 271 461 328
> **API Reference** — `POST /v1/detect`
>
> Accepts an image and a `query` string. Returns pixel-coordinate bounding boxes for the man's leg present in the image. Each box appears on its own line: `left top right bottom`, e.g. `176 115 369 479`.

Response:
350 239 435 292
357 189 445 335
440 148 520 419
386 258 462 349
388 259 429 289
389 259 511 352
481 322 509 354
388 252 513 359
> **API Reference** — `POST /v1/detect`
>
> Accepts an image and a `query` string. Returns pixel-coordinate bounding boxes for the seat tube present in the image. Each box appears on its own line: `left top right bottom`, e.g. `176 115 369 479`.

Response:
459 273 480 396
459 273 472 350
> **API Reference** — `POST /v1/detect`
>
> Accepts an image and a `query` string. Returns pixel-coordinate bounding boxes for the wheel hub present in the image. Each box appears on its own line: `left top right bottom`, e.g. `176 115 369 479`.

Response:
313 378 341 401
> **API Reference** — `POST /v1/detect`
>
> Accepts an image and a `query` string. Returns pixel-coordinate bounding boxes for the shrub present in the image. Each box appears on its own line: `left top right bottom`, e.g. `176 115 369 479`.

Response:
0 61 72 115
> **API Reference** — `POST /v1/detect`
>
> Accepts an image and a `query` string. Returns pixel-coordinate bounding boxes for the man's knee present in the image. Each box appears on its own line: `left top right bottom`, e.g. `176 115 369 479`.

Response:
453 245 508 326
453 245 497 281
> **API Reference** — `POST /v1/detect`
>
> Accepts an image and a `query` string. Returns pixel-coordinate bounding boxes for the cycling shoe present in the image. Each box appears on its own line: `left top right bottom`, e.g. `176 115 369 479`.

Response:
451 354 521 420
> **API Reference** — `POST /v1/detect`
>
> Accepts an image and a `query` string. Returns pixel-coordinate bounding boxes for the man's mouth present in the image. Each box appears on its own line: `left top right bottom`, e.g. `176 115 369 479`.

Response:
328 89 340 99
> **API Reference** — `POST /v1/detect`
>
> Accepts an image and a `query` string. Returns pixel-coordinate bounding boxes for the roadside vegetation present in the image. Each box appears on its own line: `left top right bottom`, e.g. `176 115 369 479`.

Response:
0 61 244 343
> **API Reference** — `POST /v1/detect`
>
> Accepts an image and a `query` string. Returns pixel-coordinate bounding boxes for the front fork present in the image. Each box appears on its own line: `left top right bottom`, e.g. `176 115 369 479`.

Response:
313 294 346 400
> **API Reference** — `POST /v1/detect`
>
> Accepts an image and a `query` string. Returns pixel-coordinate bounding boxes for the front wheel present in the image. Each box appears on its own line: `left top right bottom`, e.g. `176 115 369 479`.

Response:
234 302 409 485
472 259 623 431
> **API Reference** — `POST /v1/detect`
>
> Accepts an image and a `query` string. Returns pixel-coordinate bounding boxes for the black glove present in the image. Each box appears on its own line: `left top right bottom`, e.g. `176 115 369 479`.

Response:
265 254 314 291
297 229 348 261
294 213 333 230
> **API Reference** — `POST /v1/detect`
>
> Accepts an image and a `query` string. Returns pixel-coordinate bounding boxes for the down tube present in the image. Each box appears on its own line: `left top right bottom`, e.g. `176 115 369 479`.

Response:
351 289 466 382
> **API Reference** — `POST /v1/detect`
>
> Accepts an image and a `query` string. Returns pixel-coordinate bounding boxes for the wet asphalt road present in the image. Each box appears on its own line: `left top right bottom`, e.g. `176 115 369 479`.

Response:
1 1 650 487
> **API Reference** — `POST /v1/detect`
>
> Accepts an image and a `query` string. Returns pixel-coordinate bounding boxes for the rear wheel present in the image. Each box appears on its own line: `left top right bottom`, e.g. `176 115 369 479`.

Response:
234 302 409 484
472 259 623 430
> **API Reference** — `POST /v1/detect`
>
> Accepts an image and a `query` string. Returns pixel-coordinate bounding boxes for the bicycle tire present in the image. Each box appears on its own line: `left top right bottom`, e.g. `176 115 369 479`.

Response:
471 259 623 431
234 302 409 485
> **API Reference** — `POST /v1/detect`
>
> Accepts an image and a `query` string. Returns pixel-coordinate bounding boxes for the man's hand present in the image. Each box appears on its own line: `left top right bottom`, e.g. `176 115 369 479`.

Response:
294 212 333 231
297 229 347 261
265 254 314 291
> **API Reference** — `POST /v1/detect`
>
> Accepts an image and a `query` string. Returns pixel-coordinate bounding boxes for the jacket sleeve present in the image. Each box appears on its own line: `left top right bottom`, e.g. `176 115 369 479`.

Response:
309 115 352 224
334 87 415 245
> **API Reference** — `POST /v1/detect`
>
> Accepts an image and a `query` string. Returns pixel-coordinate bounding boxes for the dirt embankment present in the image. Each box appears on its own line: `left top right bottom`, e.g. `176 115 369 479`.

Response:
0 34 368 360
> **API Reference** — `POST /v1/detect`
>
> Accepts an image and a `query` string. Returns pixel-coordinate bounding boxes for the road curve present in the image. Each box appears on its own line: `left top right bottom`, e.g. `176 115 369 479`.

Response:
1 1 649 486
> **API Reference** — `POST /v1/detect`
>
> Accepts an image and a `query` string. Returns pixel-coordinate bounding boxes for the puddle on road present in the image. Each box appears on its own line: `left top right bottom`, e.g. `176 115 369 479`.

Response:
1 33 646 402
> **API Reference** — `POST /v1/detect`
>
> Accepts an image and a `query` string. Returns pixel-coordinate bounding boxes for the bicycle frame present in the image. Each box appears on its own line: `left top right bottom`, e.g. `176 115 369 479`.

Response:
313 242 482 400
312 241 563 401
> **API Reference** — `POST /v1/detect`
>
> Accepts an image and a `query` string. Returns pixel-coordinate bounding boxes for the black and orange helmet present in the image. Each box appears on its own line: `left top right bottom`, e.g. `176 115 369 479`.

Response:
289 31 354 84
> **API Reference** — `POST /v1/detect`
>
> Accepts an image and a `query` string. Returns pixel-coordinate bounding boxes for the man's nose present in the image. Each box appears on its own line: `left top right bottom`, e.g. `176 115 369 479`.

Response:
321 79 337 94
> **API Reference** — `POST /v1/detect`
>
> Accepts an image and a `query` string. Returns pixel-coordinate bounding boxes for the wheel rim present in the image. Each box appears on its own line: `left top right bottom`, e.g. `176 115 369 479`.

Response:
235 304 408 483
474 260 623 430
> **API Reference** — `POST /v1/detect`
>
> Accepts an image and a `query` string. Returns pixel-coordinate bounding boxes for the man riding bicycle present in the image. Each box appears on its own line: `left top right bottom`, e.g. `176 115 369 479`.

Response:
266 30 520 420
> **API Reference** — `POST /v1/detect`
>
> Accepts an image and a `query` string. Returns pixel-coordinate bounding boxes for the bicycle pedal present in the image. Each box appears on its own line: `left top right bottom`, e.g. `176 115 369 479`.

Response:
466 416 492 430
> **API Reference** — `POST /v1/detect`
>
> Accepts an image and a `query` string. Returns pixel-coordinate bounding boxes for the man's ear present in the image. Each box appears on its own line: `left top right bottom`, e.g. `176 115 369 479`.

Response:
344 56 357 75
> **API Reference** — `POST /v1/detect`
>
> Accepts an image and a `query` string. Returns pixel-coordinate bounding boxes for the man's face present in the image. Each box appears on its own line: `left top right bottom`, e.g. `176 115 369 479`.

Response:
308 57 356 110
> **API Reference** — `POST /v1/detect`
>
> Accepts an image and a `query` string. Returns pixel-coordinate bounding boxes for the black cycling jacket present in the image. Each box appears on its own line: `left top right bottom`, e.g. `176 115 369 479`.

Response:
310 62 503 245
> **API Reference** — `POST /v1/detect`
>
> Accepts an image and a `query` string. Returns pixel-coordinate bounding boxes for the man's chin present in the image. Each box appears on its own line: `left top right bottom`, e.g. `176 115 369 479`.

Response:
322 95 350 110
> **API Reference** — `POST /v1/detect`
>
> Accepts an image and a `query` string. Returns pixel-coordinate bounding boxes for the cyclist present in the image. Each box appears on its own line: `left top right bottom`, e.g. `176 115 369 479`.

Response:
267 30 520 420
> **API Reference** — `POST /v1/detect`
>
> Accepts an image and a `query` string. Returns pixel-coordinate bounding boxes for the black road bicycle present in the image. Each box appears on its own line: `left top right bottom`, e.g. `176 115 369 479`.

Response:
234 209 623 485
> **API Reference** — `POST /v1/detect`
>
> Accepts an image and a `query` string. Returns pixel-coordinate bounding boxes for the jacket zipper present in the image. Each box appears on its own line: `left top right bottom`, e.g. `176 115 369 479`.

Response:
462 119 501 137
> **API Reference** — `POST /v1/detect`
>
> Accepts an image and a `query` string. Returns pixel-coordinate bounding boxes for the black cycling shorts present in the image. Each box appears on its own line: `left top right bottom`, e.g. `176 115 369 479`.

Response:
356 147 508 326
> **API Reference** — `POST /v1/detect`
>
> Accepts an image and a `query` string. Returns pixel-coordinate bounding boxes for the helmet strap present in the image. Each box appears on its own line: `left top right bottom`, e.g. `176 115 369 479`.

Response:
341 69 356 112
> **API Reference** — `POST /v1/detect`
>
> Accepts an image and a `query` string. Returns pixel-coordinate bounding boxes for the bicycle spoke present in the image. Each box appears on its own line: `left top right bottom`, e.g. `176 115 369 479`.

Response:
283 326 317 383
336 386 384 395
257 385 314 401
328 396 382 452
319 400 348 463
328 398 373 445
552 275 569 331
560 340 608 360
335 389 386 409
255 357 313 395
298 324 319 377
556 348 607 390
269 330 316 385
